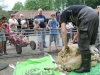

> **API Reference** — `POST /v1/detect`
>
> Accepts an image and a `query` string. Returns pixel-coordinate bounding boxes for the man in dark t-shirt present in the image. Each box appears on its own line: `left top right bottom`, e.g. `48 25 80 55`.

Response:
60 5 99 73
33 8 47 48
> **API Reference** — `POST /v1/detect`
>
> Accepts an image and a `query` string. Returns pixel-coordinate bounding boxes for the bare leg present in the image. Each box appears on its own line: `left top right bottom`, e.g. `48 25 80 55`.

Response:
48 42 52 51
39 42 43 51
54 41 59 51
27 37 30 43
0 42 3 56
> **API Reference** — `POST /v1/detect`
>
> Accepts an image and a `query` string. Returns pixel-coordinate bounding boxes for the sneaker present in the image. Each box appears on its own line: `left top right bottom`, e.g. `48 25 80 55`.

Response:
48 48 51 52
37 46 39 49
56 48 59 51
43 46 48 48
4 52 8 55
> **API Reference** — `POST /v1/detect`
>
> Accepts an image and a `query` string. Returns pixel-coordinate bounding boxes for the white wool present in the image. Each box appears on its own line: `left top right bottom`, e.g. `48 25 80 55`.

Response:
89 45 99 54
66 23 74 29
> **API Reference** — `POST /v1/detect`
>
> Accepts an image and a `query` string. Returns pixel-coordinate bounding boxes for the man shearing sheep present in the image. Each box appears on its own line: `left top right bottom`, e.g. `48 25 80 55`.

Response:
60 5 99 73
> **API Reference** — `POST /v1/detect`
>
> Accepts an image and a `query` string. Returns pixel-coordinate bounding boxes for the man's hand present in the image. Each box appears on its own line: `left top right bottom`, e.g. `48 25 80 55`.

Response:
64 46 69 50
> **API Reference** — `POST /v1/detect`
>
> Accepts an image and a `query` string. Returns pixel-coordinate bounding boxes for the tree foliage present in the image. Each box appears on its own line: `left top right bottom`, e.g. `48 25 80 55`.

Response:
0 0 9 19
85 0 100 8
66 0 100 8
24 0 53 10
53 0 67 10
66 0 84 6
0 9 9 18
12 1 23 10
12 0 100 10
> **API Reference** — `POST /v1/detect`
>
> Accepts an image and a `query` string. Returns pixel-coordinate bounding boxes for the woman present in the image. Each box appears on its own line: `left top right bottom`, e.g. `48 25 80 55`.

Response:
0 19 6 56
8 14 19 29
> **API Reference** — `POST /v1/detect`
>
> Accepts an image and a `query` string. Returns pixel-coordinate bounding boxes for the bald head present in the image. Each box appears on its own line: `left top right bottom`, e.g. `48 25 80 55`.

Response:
38 8 43 15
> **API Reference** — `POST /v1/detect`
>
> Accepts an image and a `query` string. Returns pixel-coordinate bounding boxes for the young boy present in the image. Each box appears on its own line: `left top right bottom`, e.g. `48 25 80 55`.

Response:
47 14 59 52
33 19 43 51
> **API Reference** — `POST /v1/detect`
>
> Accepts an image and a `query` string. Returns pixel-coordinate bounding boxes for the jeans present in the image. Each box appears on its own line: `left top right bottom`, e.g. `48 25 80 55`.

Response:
56 33 60 46
22 28 28 37
42 28 46 47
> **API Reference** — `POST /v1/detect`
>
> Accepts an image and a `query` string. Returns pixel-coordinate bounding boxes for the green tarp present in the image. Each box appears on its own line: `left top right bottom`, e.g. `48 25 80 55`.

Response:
13 55 100 75
13 55 63 75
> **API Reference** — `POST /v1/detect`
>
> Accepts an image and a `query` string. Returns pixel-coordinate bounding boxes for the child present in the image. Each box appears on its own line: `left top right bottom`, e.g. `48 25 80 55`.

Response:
10 24 17 41
19 30 29 44
1 17 9 55
47 14 59 52
0 19 6 56
33 19 43 51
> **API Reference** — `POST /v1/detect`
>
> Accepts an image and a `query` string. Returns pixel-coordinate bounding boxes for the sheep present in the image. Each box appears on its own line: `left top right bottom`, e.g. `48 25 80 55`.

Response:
44 44 100 73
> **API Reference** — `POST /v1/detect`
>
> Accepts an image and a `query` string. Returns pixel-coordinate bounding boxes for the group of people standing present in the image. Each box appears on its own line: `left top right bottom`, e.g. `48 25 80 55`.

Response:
34 8 62 52
0 8 63 55
0 13 30 56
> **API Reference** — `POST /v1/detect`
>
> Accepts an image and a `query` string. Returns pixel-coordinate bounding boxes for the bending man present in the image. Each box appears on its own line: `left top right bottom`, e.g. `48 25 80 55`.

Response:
60 5 99 73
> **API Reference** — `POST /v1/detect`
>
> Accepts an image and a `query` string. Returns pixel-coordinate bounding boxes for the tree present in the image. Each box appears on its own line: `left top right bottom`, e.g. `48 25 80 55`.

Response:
24 0 53 10
12 1 23 10
0 9 9 18
66 0 100 8
66 0 84 6
53 0 67 10
36 0 52 10
0 0 9 18
85 0 100 8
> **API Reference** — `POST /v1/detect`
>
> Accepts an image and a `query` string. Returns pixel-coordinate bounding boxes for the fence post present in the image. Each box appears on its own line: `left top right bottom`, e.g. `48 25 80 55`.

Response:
41 29 44 51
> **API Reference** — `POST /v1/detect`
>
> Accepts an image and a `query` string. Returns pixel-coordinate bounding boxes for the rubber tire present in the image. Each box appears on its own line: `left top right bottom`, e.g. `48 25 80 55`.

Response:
16 44 22 54
30 41 36 50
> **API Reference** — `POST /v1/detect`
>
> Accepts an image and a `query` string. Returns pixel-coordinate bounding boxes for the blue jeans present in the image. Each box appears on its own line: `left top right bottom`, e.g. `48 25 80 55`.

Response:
42 28 46 47
22 28 28 37
56 31 60 46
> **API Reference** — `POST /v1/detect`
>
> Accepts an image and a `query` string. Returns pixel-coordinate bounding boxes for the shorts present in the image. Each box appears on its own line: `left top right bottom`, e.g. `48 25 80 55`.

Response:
49 34 57 42
0 36 6 42
37 34 42 43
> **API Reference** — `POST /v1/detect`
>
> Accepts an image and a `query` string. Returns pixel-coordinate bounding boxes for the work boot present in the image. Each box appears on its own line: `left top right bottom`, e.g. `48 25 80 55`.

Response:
0 48 3 56
74 51 91 73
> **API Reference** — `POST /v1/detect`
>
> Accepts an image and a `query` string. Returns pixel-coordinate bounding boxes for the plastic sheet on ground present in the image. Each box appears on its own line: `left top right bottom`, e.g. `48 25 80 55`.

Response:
13 55 100 75
13 55 65 75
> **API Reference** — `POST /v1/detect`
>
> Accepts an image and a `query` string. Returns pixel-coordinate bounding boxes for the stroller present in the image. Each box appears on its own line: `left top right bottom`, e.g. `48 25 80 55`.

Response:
8 24 36 54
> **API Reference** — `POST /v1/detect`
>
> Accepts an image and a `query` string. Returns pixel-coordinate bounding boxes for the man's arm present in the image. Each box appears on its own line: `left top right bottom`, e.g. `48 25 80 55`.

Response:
71 31 78 44
61 22 69 49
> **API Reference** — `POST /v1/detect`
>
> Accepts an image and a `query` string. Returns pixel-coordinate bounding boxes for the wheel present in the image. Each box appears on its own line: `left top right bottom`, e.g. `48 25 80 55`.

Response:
30 41 36 50
15 44 22 54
